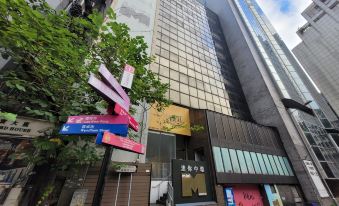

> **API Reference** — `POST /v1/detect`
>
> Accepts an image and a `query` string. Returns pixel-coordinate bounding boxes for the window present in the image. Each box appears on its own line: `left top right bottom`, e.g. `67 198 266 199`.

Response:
273 155 284 175
221 148 233 173
213 147 224 172
244 151 255 174
268 155 279 175
263 154 274 175
250 152 262 174
278 156 289 176
146 132 175 179
283 157 294 176
229 149 241 173
237 150 248 174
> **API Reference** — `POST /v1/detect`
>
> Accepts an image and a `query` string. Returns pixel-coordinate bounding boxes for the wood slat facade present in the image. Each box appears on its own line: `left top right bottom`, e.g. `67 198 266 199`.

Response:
82 163 151 206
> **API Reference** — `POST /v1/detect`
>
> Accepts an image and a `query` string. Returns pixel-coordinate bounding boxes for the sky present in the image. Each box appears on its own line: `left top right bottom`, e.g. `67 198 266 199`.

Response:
256 0 312 49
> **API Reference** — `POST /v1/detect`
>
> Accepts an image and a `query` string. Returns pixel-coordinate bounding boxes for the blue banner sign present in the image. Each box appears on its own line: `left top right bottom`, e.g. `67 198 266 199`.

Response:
59 123 128 136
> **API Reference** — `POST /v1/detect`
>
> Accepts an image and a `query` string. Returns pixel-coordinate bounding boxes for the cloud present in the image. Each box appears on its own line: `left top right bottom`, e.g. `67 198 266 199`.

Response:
256 0 312 49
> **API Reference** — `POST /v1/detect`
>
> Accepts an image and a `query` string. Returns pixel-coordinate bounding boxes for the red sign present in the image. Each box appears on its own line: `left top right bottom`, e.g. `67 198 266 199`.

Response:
101 131 145 154
114 104 139 131
66 115 129 124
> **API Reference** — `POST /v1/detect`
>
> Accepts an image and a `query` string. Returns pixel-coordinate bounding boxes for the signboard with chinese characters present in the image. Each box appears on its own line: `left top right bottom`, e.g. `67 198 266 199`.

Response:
303 160 329 198
149 105 191 136
172 160 214 204
59 123 129 136
120 64 135 89
114 165 137 173
0 116 54 137
96 131 145 154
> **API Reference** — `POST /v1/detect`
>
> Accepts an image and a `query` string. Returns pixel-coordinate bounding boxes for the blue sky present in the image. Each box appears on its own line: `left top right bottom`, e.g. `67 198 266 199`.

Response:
256 0 312 49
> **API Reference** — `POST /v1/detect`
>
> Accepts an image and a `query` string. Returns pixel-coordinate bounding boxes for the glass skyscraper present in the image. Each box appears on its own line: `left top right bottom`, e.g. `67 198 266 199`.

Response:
233 0 339 178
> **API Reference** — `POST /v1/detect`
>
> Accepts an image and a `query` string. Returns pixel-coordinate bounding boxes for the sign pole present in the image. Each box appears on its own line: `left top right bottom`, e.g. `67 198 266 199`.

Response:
91 65 135 205
92 144 113 206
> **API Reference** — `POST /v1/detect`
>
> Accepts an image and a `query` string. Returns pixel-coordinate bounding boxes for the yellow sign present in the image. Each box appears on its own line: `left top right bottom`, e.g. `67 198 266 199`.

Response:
149 105 191 136
182 173 207 197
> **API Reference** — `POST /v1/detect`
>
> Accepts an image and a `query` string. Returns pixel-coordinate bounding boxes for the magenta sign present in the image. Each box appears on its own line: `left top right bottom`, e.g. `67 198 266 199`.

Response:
99 131 145 154
88 74 130 111
67 115 129 125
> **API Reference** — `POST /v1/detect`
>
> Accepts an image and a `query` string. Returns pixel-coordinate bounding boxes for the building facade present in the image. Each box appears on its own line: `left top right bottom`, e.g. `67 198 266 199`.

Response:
293 0 339 119
203 0 339 204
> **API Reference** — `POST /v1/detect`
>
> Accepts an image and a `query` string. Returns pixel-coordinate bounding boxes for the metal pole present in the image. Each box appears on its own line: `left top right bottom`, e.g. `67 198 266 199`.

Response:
92 145 113 206
127 173 133 206
114 173 121 206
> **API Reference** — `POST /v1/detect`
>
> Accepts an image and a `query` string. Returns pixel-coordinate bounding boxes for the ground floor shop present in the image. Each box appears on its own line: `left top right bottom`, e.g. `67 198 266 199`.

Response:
223 184 303 206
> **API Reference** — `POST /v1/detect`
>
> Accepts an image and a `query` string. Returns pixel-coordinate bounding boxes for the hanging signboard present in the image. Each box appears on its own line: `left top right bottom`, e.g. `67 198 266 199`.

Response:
303 160 329 198
96 131 145 154
0 116 54 137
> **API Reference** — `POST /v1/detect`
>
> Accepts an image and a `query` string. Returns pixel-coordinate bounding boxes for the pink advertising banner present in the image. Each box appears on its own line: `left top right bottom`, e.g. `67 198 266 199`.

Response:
101 131 145 154
233 185 264 206
66 115 129 125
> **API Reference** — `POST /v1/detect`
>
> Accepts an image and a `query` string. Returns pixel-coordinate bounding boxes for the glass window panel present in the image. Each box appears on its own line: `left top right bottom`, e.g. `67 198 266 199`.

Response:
170 80 179 91
268 155 279 175
198 99 207 109
273 156 285 175
180 83 189 94
283 157 294 176
250 152 262 174
180 91 190 105
170 90 180 103
262 154 274 175
244 151 255 174
278 156 289 176
212 147 224 172
221 148 233 173
190 96 199 108
229 149 241 173
236 150 248 174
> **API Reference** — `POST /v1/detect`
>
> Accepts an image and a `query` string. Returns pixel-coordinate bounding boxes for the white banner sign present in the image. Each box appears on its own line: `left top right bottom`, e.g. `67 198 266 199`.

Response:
303 160 329 198
120 64 135 89
0 116 54 137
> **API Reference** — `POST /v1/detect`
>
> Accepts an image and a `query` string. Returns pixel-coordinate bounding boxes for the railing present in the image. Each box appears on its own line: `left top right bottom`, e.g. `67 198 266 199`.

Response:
0 167 30 186
167 181 174 206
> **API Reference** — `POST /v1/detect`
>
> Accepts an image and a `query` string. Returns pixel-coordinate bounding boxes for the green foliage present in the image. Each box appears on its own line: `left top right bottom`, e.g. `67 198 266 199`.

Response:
0 0 169 170
0 111 17 121
36 184 54 206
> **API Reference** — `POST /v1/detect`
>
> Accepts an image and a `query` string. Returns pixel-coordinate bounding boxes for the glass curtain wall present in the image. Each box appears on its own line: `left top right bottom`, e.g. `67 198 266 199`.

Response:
232 0 339 178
